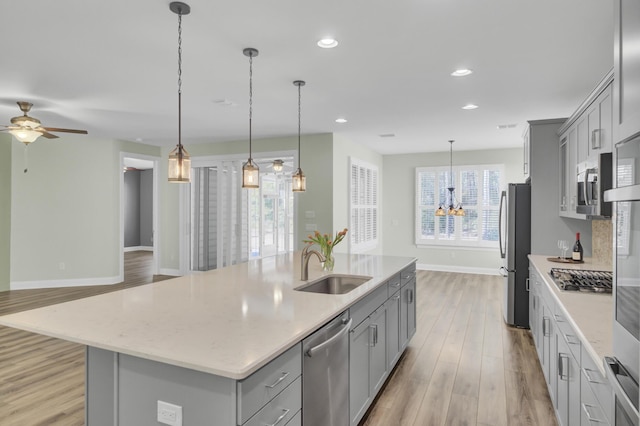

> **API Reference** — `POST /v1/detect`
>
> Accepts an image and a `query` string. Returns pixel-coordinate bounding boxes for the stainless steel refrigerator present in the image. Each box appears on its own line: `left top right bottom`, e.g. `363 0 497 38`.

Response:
499 183 531 328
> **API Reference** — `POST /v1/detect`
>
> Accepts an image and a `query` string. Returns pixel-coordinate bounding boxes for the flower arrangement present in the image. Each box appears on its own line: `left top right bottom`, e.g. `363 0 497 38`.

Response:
303 228 348 271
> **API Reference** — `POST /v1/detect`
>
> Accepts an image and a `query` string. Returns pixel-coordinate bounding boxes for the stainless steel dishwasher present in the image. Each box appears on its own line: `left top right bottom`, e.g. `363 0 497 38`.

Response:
302 311 352 426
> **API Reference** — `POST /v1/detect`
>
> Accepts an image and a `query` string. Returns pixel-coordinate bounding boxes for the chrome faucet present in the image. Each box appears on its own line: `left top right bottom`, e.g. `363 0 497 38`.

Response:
300 244 326 281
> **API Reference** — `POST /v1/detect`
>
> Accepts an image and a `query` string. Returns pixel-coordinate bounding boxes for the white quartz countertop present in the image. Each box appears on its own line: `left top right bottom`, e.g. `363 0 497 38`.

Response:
0 252 415 380
528 255 613 373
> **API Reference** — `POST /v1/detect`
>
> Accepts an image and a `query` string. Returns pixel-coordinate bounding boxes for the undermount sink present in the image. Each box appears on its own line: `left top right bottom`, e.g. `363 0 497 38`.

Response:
295 274 372 295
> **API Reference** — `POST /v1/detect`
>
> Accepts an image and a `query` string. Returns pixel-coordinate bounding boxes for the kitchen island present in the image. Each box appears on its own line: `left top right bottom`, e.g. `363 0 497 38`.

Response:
0 252 417 426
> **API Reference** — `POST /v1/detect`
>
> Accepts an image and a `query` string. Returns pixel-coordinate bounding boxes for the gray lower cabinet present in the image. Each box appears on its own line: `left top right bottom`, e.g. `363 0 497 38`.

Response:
349 305 388 426
400 277 417 350
86 343 302 426
350 317 373 425
556 334 581 426
385 291 402 369
529 261 613 426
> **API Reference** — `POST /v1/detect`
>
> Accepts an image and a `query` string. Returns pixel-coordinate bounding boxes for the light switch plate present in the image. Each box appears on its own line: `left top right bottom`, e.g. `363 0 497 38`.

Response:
157 400 183 426
305 224 317 231
305 210 316 218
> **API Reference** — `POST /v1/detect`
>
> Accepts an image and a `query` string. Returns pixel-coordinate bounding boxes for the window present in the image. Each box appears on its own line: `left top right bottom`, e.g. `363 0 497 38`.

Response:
350 158 378 253
415 164 504 248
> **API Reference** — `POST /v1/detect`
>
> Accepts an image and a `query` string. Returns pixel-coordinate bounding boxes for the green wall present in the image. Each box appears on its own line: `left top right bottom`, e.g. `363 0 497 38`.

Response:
0 134 11 291
382 147 524 273
9 136 159 286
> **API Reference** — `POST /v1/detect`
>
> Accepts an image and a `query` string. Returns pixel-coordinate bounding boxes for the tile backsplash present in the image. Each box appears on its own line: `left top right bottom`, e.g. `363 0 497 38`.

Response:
592 220 613 269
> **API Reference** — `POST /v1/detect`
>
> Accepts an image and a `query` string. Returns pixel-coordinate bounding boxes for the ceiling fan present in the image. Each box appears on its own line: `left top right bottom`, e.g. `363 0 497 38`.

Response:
2 101 88 145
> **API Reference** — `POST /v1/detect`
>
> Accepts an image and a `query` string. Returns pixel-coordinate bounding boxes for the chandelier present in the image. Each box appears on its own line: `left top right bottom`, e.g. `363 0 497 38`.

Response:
435 140 465 216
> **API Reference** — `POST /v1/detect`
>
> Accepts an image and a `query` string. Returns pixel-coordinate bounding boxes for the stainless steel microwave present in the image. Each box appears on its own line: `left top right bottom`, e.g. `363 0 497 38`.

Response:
577 152 613 218
604 136 640 425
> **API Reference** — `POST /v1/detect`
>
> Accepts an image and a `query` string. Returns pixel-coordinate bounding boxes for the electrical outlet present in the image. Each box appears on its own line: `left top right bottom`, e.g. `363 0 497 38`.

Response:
305 223 317 231
157 401 182 426
59 262 65 271
305 210 315 218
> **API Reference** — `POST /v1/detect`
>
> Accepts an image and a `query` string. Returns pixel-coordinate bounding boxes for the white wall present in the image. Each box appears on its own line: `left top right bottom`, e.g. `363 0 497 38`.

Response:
332 134 384 255
382 147 524 274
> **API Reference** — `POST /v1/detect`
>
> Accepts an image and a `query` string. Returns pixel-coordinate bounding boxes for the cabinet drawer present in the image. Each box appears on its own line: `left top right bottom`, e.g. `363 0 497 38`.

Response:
581 370 611 425
243 377 301 426
237 343 301 424
554 312 582 362
387 274 401 297
580 346 613 424
285 409 301 426
400 264 416 286
351 284 387 328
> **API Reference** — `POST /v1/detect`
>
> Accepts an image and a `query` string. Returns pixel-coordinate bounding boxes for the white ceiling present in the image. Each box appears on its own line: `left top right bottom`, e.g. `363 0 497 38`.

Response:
0 0 613 155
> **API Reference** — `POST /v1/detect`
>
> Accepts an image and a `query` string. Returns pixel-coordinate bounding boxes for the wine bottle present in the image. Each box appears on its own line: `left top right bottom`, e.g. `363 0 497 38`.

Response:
572 232 583 261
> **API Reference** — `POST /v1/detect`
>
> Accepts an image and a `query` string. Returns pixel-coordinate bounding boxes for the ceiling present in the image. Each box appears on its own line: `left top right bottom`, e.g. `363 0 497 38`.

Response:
0 0 613 155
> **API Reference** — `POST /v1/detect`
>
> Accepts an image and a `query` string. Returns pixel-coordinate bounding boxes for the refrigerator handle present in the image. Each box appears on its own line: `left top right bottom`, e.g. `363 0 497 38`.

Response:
498 190 506 259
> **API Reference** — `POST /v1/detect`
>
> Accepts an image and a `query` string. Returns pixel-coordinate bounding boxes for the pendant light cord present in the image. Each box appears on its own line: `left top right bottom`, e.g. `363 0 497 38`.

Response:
177 12 183 150
297 83 301 168
249 53 253 160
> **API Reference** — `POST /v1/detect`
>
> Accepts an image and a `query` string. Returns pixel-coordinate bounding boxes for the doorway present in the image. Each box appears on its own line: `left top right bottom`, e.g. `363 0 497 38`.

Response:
120 153 160 281
190 155 296 272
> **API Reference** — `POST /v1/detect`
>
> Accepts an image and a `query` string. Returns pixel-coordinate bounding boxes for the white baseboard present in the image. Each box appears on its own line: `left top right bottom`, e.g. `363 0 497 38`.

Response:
124 246 154 252
417 263 500 276
11 275 122 291
159 269 182 277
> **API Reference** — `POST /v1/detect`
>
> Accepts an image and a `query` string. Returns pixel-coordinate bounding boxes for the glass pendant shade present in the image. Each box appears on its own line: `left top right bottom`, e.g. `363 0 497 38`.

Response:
272 159 284 172
292 167 306 192
168 144 191 182
435 206 446 216
455 207 465 216
10 128 41 144
242 158 259 188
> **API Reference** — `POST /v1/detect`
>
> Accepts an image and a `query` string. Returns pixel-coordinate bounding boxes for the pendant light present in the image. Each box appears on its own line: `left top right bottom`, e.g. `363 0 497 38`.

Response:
292 80 306 192
168 2 191 183
435 140 465 216
242 48 259 188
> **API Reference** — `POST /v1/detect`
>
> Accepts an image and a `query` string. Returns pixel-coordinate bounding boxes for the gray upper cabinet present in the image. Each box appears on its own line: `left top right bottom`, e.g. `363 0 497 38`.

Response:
523 126 531 181
558 71 613 220
614 0 640 143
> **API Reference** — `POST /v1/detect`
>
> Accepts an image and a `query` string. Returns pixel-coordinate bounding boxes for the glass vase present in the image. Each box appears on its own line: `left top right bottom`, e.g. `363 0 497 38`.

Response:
321 247 335 272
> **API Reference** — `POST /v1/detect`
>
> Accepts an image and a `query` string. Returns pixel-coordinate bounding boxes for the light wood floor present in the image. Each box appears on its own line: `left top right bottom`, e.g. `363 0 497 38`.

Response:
0 258 556 425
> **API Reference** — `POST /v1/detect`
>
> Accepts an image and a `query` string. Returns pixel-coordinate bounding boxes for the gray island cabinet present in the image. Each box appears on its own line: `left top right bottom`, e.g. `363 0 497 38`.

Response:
0 252 417 426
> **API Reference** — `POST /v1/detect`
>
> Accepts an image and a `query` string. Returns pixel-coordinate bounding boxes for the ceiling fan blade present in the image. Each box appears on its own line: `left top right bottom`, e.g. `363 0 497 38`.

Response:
41 127 88 134
38 130 59 139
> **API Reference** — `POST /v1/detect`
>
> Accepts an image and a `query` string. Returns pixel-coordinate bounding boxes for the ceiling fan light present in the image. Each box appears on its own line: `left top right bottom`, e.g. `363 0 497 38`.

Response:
242 158 259 188
272 159 284 172
168 144 191 183
292 168 306 192
9 128 41 144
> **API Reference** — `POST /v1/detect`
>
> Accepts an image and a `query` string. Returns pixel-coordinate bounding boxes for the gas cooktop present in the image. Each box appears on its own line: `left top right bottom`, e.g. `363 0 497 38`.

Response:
549 268 613 293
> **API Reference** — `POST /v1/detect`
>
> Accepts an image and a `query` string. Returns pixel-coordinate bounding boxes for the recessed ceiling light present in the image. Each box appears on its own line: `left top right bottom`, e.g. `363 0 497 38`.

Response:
317 38 338 49
497 124 517 130
135 137 143 142
451 69 473 77
379 133 395 138
462 104 479 110
335 118 347 123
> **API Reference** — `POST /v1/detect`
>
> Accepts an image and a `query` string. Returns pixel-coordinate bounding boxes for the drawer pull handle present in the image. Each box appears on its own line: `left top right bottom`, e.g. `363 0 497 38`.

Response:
554 314 563 322
265 372 290 389
391 282 401 288
264 408 291 426
583 368 604 384
525 278 530 291
558 353 569 381
393 295 401 300
566 334 580 345
582 403 605 423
